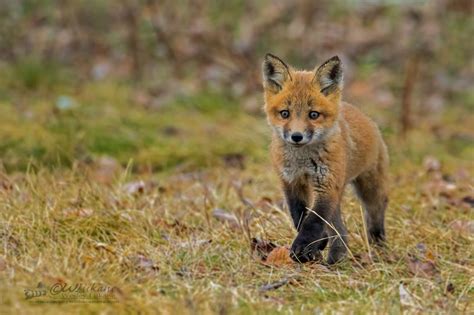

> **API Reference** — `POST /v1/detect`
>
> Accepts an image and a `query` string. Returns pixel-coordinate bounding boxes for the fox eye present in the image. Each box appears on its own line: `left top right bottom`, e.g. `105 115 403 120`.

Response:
280 110 290 119
309 111 320 120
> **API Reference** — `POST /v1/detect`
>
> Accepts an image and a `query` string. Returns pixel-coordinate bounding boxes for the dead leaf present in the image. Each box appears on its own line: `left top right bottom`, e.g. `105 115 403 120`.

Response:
407 243 438 277
90 156 121 184
255 196 274 210
221 153 245 169
422 173 457 198
408 257 437 277
264 246 293 267
445 282 455 294
251 238 277 260
449 220 474 235
153 218 193 236
354 252 373 266
399 282 415 307
461 196 474 207
259 276 299 292
212 208 240 229
129 254 159 271
122 180 146 195
423 156 441 173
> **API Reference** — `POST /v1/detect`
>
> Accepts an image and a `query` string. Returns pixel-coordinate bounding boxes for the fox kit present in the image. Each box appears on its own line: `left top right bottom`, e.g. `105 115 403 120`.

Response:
262 54 389 264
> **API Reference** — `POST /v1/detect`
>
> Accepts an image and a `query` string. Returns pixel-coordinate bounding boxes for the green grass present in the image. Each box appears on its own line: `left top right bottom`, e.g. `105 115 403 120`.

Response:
0 81 473 314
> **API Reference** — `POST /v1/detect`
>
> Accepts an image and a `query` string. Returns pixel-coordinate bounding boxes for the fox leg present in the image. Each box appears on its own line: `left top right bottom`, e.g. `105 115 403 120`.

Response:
283 180 311 231
327 206 348 264
290 196 337 263
353 161 389 245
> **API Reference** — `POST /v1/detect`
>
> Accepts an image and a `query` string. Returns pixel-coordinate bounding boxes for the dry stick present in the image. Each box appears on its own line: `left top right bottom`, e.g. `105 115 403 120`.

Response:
400 53 421 136
359 205 372 261
123 1 142 80
304 207 365 269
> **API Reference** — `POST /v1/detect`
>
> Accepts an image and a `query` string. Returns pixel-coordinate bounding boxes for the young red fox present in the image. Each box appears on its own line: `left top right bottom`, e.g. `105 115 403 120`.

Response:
262 54 389 264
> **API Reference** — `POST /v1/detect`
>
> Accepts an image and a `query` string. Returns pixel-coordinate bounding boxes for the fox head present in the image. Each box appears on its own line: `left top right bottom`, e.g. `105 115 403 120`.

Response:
262 54 343 147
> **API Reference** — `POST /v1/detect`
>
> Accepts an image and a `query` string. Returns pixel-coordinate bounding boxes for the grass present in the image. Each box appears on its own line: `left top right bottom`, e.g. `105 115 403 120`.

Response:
0 80 473 314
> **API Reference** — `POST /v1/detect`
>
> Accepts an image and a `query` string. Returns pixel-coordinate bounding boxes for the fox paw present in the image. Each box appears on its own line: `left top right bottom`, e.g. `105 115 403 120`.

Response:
290 232 328 263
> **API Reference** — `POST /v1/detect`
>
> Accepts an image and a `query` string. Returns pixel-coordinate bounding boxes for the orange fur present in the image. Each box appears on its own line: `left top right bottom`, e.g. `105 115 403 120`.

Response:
262 54 389 264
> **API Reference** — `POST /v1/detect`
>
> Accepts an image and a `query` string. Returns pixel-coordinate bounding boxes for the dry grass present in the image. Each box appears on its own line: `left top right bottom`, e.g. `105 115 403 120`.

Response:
0 82 473 314
0 147 473 313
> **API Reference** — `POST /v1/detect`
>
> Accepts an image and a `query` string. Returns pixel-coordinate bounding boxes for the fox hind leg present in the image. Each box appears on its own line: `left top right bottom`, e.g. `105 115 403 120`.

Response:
353 162 388 245
327 206 348 264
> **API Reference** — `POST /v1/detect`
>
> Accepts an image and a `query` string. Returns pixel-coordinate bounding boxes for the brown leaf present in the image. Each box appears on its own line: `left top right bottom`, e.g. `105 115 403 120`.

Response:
90 156 121 184
445 282 455 294
221 153 245 169
264 246 293 267
422 174 457 198
259 276 300 292
259 278 289 292
251 238 277 260
153 218 192 236
408 257 437 277
449 220 474 235
129 254 159 271
212 208 240 229
122 180 146 195
255 196 274 210
423 156 441 173
407 243 438 277
461 196 474 207
399 282 415 307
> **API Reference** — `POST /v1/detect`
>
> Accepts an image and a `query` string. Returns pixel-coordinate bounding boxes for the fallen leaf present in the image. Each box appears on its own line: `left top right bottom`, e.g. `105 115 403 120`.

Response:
212 208 240 229
221 153 245 169
407 243 438 277
265 246 293 267
129 254 159 271
354 252 373 266
255 196 274 210
162 126 180 136
259 279 289 292
259 276 299 292
90 156 121 184
423 156 441 173
251 238 277 260
422 173 457 198
449 220 474 235
445 282 455 294
399 282 415 307
408 257 437 277
461 196 474 207
122 180 146 195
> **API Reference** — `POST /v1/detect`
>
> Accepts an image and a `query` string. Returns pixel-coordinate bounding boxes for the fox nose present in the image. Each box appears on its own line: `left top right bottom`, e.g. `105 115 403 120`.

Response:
291 132 303 143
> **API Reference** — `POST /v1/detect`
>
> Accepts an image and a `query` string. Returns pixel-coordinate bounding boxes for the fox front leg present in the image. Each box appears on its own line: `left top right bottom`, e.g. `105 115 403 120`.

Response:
282 180 311 231
289 197 333 263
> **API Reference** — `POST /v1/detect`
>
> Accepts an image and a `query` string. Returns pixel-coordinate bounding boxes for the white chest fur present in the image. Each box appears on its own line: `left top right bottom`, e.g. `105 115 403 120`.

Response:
281 145 329 184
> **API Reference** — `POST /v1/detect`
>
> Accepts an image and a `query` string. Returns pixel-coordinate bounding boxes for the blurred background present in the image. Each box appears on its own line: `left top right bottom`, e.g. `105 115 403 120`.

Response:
0 0 472 174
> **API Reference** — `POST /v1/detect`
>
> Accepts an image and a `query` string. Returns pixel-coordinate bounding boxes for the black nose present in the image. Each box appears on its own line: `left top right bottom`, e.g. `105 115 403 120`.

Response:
291 132 303 143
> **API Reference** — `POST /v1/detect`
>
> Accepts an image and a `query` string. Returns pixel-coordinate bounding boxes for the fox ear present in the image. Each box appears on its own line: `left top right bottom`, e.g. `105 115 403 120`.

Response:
262 53 291 93
314 56 343 95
